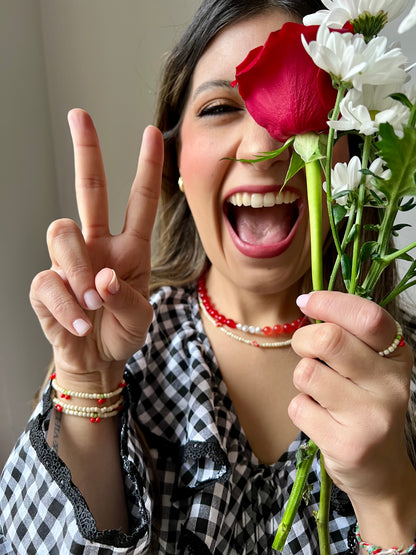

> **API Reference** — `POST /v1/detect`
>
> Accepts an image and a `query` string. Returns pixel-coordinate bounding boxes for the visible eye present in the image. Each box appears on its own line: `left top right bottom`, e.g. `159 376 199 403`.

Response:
197 101 243 118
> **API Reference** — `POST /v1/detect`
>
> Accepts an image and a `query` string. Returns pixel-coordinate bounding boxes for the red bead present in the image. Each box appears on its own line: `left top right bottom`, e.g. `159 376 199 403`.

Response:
56 405 63 412
399 337 405 347
217 314 227 325
98 398 106 405
252 341 260 348
273 325 283 335
263 326 273 336
90 417 96 423
95 417 101 423
226 319 237 329
50 372 56 380
283 323 291 333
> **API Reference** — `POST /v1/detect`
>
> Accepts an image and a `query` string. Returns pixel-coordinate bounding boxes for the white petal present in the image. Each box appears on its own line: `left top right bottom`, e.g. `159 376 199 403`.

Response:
399 1 416 33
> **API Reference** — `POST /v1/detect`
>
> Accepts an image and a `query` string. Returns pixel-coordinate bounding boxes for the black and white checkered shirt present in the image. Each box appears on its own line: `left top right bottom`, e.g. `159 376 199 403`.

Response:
1 285 358 554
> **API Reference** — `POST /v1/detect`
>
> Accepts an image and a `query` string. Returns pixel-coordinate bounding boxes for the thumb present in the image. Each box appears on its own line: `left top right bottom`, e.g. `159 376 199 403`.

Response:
95 267 153 344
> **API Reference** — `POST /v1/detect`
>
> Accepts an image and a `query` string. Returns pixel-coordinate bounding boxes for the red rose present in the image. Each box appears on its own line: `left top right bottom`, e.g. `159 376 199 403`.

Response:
233 22 338 143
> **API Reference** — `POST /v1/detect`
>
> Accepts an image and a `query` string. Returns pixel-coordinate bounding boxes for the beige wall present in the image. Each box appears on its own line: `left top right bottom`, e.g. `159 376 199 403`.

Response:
0 0 200 468
1 1 415 468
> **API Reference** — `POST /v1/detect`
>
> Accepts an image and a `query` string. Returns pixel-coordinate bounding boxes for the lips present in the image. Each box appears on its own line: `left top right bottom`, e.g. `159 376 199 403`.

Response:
224 187 303 259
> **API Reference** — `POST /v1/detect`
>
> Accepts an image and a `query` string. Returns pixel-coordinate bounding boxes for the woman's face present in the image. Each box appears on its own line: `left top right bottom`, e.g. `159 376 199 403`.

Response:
178 11 344 295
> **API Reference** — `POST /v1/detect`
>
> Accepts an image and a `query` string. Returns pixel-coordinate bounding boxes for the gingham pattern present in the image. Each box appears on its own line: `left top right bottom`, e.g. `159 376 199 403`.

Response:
1 285 357 554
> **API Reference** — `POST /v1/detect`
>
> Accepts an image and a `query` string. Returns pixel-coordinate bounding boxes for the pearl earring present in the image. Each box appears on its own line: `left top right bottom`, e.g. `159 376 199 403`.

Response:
178 176 184 193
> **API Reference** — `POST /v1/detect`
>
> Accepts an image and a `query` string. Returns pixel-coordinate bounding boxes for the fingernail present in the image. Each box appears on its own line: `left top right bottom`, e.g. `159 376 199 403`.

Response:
296 293 312 310
73 319 91 336
84 289 102 310
107 270 120 295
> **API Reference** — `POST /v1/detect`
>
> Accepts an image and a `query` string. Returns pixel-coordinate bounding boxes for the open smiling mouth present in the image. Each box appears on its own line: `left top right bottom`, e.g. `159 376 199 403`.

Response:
224 189 303 258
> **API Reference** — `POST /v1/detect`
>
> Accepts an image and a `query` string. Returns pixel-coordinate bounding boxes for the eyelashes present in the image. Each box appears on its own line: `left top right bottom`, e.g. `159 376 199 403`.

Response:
197 102 243 118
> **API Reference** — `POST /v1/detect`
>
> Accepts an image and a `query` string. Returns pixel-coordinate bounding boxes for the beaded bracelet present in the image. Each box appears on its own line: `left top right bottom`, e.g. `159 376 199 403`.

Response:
52 397 123 423
355 524 416 554
50 373 126 405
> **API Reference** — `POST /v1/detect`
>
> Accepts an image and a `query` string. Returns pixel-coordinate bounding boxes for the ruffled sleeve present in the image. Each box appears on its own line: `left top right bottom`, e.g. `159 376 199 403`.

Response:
0 381 153 554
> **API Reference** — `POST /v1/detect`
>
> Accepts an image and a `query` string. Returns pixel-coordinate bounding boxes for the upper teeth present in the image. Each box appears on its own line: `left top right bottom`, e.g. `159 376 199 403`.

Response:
227 190 299 208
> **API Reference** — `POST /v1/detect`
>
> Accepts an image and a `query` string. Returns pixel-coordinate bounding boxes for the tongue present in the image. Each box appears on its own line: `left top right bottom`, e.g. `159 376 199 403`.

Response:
234 205 294 245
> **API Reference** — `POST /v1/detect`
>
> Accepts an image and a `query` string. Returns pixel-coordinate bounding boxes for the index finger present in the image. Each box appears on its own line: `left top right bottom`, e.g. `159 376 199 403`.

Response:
68 109 110 239
296 290 400 355
122 125 163 241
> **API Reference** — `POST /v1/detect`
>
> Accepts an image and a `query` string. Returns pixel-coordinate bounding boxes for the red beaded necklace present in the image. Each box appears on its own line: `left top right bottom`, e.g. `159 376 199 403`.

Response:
197 273 307 348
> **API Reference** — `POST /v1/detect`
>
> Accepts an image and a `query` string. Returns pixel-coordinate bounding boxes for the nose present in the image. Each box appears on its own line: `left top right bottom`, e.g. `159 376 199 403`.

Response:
236 116 290 170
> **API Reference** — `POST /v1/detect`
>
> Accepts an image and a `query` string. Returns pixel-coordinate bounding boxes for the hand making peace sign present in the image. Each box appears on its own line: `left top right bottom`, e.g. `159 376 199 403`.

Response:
30 109 164 388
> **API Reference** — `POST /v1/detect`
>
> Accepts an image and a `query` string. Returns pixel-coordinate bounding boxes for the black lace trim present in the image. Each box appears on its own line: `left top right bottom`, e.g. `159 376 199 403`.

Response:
182 439 230 469
29 387 149 548
330 484 354 517
346 523 358 554
178 527 212 555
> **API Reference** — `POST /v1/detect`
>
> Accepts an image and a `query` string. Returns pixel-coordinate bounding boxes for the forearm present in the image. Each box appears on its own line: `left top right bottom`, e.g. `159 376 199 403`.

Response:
47 370 129 533
350 456 416 552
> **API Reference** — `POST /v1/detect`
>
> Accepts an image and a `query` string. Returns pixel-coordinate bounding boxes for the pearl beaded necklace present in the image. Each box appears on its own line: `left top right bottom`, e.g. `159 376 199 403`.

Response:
197 274 307 349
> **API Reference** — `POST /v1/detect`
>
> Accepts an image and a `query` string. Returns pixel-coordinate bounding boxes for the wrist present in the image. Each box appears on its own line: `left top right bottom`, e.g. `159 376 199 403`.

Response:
350 459 416 548
52 359 127 394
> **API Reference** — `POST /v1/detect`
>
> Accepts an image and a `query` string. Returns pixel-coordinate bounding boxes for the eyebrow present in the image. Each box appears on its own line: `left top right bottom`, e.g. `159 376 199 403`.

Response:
191 79 235 101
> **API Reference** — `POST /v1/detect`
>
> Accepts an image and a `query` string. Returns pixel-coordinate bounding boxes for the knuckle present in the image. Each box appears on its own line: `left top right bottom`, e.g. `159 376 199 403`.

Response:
293 359 317 391
314 323 343 356
356 302 384 337
47 218 80 244
53 295 76 319
78 175 106 191
30 270 55 297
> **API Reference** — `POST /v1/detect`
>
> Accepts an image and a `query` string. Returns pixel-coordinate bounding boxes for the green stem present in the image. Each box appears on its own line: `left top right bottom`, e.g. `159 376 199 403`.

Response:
409 98 416 128
316 453 332 555
328 198 357 291
273 441 319 551
348 135 372 294
361 200 401 295
325 85 349 261
305 160 324 291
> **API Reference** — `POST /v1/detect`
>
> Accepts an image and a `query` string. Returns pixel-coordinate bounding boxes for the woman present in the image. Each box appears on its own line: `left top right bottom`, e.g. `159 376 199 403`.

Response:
1 0 415 553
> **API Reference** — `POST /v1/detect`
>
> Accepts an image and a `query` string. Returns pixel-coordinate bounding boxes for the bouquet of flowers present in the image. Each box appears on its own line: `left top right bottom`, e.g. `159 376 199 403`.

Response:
232 1 416 552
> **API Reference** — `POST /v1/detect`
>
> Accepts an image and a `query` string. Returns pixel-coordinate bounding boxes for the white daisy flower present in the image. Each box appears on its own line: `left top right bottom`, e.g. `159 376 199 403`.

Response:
329 83 410 135
324 157 391 207
324 156 362 205
399 1 416 33
304 0 409 28
302 26 408 90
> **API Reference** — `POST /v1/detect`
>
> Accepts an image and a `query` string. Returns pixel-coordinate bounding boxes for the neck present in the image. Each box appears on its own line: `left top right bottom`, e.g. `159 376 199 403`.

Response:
203 266 304 328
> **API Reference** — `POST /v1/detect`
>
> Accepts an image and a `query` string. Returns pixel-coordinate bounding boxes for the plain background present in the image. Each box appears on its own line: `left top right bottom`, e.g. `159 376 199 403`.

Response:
0 1 415 468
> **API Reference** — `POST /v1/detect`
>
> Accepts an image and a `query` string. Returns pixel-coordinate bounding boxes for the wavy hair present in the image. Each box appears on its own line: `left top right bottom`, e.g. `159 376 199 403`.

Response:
150 0 416 464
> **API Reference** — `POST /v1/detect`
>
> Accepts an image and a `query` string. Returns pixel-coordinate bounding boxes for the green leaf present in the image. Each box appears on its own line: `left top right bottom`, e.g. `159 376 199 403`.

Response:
399 198 416 212
389 93 413 110
223 137 295 164
376 123 416 200
294 133 325 163
296 442 314 468
363 223 380 233
359 241 378 262
333 203 347 226
284 151 305 185
341 253 352 283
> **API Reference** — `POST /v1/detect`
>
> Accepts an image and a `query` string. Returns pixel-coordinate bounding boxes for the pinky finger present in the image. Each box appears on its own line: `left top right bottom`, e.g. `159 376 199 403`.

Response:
30 270 92 337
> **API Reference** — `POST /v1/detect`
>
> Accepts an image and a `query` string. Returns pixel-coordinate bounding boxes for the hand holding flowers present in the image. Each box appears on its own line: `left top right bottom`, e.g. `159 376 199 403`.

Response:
233 1 416 552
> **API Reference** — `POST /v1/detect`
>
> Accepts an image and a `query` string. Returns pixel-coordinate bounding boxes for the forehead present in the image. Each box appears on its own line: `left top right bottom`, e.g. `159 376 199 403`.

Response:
191 10 296 87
